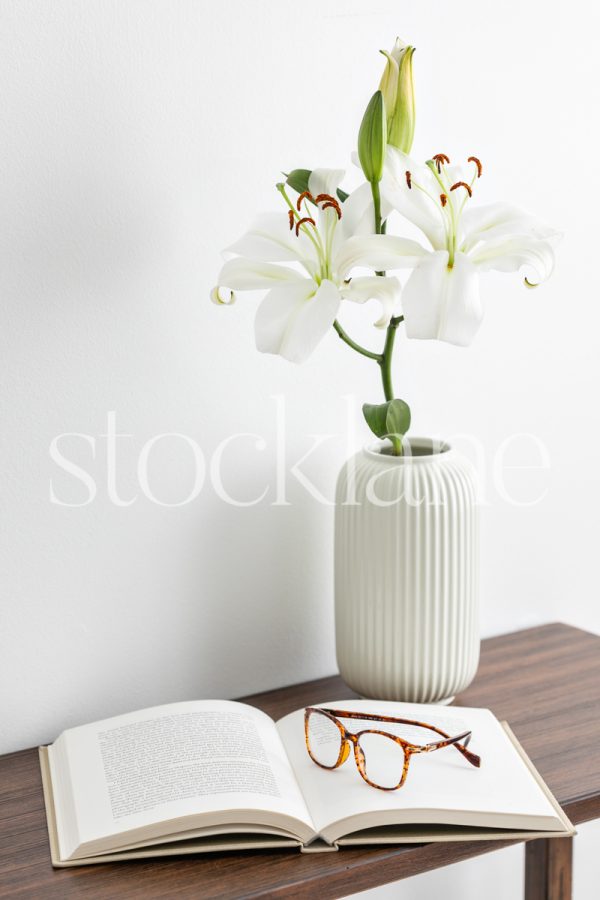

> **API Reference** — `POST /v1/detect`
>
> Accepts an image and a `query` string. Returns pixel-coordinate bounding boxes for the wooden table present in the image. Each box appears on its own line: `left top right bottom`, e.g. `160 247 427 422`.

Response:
1 622 599 899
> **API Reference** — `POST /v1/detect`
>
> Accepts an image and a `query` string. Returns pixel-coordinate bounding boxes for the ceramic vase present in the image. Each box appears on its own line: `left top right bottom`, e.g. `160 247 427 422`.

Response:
334 437 479 703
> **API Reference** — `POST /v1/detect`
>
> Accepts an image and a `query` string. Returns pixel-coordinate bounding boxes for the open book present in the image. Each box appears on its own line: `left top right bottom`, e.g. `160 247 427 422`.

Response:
40 698 574 865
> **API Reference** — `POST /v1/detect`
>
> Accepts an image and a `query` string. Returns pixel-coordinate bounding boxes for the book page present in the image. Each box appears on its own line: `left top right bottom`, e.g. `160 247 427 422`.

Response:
49 700 315 860
276 699 562 843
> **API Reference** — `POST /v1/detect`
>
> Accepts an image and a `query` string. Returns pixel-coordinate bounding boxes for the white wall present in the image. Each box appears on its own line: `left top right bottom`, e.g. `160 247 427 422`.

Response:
1 1 599 895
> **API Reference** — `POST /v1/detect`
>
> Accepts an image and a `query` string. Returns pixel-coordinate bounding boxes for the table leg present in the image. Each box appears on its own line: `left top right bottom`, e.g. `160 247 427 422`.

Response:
524 837 573 900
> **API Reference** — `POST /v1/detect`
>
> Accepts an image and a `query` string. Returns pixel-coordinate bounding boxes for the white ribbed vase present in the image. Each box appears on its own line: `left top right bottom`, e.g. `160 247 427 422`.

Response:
335 437 479 703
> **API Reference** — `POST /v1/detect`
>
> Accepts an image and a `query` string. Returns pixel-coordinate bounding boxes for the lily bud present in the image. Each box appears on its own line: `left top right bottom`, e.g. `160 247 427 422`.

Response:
379 38 415 153
358 90 387 184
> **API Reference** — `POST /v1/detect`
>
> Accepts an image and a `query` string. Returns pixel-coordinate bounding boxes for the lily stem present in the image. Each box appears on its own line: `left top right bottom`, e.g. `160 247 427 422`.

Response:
332 180 405 430
379 315 404 401
333 320 382 362
370 179 403 404
372 180 382 236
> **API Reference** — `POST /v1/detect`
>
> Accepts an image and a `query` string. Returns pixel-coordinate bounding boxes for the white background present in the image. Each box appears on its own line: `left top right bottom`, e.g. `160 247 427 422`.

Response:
1 1 599 896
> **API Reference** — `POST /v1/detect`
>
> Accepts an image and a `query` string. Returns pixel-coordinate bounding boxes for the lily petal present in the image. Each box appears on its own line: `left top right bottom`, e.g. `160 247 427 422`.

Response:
462 203 559 252
337 181 374 239
308 168 345 199
468 234 555 285
306 168 348 242
328 181 394 269
341 275 401 328
337 181 393 241
255 279 340 363
225 213 311 262
381 147 447 251
333 233 427 278
217 257 305 291
210 286 236 306
442 163 475 227
402 250 483 346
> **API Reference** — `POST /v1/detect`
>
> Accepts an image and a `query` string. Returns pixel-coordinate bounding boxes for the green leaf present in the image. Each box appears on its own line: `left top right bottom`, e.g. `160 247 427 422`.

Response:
385 399 411 440
362 402 389 439
285 169 312 195
362 398 411 456
357 91 387 184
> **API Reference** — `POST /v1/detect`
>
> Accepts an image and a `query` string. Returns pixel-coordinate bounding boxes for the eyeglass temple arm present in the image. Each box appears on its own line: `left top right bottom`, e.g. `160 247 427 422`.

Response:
317 709 480 767
424 730 481 767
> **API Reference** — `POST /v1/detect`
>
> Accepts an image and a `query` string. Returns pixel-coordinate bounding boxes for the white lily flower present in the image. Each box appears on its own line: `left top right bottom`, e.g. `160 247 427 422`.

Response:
212 169 424 363
379 148 559 345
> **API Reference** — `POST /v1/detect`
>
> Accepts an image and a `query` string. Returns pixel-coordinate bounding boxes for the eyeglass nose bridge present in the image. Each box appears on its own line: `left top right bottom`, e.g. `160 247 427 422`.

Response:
338 730 360 767
339 741 351 765
340 731 368 772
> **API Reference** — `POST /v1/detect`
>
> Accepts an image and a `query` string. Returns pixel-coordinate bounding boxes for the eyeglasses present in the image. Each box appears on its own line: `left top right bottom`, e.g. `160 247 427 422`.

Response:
304 707 481 791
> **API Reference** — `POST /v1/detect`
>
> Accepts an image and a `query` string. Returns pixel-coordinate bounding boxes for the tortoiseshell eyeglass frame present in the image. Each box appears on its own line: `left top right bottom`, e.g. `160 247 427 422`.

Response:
304 707 481 791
